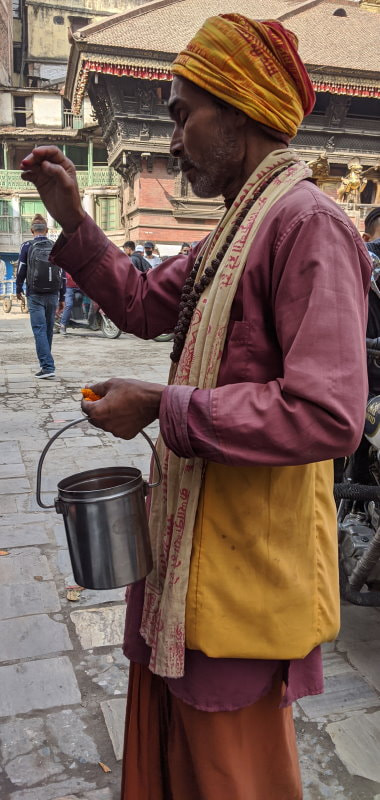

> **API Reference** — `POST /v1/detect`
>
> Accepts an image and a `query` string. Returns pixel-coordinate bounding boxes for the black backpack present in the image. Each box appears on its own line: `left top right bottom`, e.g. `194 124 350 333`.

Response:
27 238 62 294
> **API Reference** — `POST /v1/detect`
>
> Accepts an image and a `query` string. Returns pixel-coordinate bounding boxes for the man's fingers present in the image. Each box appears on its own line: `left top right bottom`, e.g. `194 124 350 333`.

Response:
86 381 109 398
20 145 65 170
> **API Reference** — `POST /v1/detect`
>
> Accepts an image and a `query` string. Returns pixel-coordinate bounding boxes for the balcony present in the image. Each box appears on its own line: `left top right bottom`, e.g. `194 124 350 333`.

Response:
0 167 120 191
63 110 84 130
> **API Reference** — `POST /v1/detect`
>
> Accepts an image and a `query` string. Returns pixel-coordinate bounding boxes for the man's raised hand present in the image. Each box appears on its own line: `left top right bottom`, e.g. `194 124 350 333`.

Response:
20 146 86 235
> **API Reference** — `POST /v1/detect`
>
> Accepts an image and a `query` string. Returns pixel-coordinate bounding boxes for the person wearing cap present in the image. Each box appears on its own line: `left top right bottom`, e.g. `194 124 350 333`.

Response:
123 241 152 273
144 240 162 267
21 12 370 798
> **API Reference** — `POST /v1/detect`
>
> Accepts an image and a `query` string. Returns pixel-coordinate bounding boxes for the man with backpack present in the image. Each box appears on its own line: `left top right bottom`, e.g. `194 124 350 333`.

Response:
123 241 152 273
16 213 65 378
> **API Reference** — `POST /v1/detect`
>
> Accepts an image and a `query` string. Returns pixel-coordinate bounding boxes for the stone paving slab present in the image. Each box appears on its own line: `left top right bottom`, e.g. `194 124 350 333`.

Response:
327 711 380 783
0 477 31 494
0 495 18 512
0 463 26 478
298 672 380 720
70 606 125 649
0 581 61 619
0 657 81 716
0 547 52 584
0 441 22 465
0 512 48 527
10 778 96 800
77 588 125 608
0 522 50 548
100 699 126 761
0 615 72 661
345 641 380 694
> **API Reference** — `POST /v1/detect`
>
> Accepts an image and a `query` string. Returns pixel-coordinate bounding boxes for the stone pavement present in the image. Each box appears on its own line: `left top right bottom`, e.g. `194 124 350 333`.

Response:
1 308 380 800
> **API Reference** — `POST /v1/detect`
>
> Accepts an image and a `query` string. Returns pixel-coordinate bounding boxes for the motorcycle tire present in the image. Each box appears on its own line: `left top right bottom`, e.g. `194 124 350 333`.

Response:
101 316 122 339
3 297 12 313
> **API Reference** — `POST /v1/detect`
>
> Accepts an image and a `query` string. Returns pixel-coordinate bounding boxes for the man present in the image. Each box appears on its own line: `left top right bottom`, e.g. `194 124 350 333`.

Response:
363 207 380 347
16 214 64 378
123 240 135 257
363 206 380 247
21 14 370 798
123 240 151 272
179 241 191 255
144 240 161 267
60 272 79 335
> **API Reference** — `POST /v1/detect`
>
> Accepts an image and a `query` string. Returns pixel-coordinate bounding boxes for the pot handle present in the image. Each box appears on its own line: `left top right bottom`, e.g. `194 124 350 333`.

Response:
36 417 163 509
36 417 86 509
140 429 162 489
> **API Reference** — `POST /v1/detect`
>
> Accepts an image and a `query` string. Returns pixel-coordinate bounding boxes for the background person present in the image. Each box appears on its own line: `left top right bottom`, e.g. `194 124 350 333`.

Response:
179 242 191 255
60 272 79 334
16 213 64 378
144 240 161 267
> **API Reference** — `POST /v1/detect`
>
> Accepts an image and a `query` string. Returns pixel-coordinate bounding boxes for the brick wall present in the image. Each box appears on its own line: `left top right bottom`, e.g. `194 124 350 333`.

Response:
123 156 219 247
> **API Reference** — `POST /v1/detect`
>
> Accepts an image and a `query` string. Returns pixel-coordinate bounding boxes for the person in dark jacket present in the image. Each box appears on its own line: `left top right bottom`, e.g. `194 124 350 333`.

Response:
16 213 65 378
123 241 152 273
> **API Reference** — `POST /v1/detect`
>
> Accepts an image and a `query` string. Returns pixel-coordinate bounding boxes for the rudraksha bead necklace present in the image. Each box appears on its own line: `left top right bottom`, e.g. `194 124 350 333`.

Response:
170 166 288 363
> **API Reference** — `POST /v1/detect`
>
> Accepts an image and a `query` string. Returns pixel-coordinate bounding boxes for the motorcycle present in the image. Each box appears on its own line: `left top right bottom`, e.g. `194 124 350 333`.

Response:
54 289 121 339
335 249 380 606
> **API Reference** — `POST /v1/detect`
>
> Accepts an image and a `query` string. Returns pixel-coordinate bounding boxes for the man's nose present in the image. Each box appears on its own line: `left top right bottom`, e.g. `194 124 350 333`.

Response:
170 124 183 158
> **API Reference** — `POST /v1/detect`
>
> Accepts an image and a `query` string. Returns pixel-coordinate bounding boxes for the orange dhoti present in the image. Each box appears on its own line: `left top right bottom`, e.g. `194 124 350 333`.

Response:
121 662 303 800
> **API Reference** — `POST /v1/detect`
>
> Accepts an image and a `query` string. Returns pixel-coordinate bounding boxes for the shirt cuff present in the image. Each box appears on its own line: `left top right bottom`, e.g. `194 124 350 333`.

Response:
159 385 197 458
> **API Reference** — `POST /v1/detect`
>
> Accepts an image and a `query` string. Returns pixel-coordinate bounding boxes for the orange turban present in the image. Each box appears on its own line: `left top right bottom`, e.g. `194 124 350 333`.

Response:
172 14 315 139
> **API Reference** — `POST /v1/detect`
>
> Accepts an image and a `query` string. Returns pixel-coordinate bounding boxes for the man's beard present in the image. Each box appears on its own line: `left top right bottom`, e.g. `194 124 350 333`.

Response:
180 134 238 199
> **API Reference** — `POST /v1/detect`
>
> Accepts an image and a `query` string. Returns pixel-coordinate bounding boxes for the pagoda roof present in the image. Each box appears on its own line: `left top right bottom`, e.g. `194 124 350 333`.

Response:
66 0 380 112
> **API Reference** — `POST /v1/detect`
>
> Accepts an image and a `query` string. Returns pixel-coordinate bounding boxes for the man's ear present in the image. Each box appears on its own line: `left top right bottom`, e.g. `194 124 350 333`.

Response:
363 233 370 242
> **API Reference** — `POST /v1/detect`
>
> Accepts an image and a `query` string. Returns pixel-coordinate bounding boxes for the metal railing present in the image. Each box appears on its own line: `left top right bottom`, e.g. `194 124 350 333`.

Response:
0 216 16 233
63 110 84 130
0 168 120 191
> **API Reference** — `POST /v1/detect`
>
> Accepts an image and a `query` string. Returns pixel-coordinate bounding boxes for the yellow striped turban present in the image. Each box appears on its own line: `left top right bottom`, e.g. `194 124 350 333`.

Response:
172 14 315 139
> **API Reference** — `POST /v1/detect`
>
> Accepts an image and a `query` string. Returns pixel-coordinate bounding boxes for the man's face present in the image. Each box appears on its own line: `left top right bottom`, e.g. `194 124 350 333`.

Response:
169 76 245 199
124 246 133 256
145 247 153 257
181 246 190 256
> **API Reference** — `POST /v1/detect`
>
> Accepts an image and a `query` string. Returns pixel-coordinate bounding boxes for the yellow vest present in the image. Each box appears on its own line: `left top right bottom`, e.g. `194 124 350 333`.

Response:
185 460 339 659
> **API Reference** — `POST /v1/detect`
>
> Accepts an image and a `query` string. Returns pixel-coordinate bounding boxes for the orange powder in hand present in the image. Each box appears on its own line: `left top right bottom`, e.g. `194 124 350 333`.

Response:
81 388 101 402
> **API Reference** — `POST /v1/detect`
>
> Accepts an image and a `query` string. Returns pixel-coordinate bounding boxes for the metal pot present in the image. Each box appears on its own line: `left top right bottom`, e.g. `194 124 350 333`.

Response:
36 418 161 590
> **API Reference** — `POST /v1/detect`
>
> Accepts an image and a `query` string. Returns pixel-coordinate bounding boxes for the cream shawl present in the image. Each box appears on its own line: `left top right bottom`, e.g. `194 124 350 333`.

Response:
140 148 311 678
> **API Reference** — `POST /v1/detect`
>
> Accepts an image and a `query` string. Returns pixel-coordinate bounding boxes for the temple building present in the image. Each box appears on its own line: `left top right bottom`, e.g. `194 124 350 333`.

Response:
63 0 380 253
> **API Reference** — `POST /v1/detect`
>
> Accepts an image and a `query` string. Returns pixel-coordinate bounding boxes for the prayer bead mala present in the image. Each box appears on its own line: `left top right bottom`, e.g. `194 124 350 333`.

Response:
170 167 287 363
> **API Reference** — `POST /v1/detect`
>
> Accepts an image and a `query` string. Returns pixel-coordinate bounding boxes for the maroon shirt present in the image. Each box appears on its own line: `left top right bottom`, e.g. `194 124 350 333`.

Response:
51 179 371 710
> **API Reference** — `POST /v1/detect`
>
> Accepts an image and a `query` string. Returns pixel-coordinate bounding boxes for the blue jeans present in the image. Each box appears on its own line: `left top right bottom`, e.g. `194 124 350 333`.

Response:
60 286 76 328
28 293 58 371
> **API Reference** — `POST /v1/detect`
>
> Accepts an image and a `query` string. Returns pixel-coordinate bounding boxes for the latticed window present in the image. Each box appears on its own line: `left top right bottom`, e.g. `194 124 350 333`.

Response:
0 200 13 233
20 199 59 233
95 196 119 230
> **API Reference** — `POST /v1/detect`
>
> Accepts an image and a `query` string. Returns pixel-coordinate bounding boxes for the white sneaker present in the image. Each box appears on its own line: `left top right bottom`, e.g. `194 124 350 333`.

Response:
60 326 67 335
35 369 55 379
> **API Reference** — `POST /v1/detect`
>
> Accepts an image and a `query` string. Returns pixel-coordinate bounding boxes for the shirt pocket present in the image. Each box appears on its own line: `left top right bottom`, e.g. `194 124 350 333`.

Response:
221 320 281 384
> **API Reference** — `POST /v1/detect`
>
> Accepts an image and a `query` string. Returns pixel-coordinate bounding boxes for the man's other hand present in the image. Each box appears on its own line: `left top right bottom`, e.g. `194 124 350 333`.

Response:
58 301 65 313
16 292 23 301
20 146 86 235
81 377 165 439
